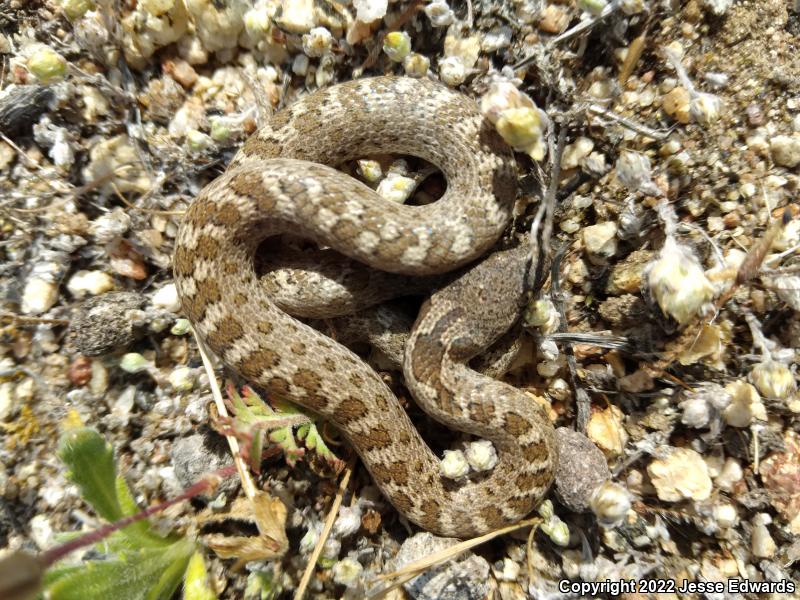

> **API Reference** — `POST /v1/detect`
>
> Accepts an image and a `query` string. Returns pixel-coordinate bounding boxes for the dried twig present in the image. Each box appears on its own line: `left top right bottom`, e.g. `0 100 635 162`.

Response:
0 312 69 327
529 126 567 291
549 242 592 432
294 456 355 600
192 325 257 498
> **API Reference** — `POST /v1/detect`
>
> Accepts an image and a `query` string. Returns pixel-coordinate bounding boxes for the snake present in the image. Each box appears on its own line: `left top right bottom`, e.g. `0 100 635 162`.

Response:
173 76 557 537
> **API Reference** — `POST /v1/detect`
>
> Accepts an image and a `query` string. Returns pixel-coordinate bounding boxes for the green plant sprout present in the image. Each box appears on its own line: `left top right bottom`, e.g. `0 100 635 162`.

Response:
215 384 344 475
0 427 227 600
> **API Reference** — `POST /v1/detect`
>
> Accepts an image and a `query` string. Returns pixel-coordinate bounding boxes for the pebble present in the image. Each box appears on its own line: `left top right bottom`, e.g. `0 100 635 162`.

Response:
67 270 115 298
560 137 594 170
185 0 249 50
701 0 734 15
21 276 59 315
152 283 181 312
392 532 491 600
662 86 691 124
587 405 627 456
759 431 800 533
770 135 800 168
714 458 743 492
83 136 151 195
164 58 198 88
606 249 652 295
538 5 569 34
554 427 610 513
0 381 14 420
29 514 55 550
648 448 712 502
582 221 618 262
121 0 188 68
751 514 776 558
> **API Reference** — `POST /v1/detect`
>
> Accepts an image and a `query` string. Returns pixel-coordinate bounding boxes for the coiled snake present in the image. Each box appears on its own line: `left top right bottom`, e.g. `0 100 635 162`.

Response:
173 76 557 537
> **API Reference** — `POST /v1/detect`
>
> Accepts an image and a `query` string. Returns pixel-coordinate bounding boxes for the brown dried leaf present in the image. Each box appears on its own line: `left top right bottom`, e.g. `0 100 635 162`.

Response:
200 491 288 565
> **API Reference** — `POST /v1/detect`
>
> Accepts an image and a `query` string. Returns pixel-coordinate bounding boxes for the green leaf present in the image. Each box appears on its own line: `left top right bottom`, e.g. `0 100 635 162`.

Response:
115 476 173 548
58 427 167 547
182 552 216 600
244 567 282 600
144 539 196 600
296 423 344 471
58 428 124 523
43 539 195 600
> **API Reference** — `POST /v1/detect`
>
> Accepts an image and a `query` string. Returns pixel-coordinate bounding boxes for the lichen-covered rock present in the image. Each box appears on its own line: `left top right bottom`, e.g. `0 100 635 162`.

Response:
171 432 240 498
554 427 611 513
391 532 490 600
67 291 146 356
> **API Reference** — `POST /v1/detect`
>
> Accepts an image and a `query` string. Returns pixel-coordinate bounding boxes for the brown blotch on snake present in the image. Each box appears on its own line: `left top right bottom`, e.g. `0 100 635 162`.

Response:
206 318 244 350
337 395 367 425
174 76 557 537
238 349 281 380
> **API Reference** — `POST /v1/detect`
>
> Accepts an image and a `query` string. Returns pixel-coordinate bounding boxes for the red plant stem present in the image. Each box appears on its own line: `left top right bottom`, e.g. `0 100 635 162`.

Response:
39 464 238 568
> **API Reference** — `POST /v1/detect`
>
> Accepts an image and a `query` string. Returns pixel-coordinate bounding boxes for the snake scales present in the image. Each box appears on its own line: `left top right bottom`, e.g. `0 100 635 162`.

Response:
174 76 557 537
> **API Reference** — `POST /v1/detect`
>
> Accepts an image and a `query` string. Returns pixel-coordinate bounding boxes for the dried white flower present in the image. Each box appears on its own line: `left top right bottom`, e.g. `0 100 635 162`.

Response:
403 53 430 77
424 0 455 27
646 237 715 325
302 27 333 57
615 151 662 196
332 557 363 587
589 481 632 528
722 381 766 427
438 56 467 86
465 440 497 472
440 449 469 479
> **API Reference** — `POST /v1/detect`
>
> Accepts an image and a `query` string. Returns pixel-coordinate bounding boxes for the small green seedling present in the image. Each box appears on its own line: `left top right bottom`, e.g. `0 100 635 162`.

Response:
0 427 220 600
215 384 344 475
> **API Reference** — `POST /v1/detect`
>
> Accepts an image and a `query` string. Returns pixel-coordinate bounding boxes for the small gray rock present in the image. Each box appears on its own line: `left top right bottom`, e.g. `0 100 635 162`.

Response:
391 532 490 600
171 432 239 498
0 85 55 139
67 291 145 356
554 427 610 513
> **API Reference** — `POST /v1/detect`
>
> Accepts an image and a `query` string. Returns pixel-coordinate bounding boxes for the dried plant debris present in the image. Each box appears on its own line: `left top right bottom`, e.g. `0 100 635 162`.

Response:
1 0 800 596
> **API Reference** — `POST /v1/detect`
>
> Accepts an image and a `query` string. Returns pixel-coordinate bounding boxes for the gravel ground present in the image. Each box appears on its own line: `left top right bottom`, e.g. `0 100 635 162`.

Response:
1 0 799 598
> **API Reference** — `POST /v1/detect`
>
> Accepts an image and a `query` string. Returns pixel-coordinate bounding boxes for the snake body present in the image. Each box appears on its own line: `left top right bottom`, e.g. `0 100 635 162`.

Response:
174 76 557 537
